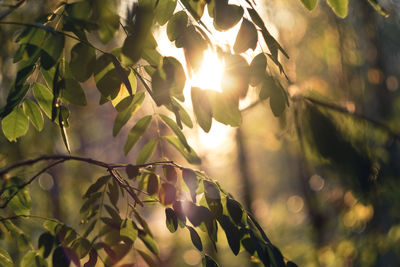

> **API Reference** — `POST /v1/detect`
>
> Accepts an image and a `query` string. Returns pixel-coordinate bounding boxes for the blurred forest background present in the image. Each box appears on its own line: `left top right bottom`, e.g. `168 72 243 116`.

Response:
1 0 400 266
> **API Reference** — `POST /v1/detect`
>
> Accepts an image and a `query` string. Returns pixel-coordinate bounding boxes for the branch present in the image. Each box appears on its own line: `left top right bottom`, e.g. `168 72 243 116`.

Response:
0 0 26 21
302 96 400 142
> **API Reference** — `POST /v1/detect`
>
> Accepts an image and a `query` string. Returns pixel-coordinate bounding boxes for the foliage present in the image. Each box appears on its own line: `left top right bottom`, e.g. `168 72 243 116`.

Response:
0 0 397 266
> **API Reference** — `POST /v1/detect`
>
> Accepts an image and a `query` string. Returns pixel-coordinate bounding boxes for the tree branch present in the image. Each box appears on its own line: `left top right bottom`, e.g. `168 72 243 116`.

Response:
0 0 26 21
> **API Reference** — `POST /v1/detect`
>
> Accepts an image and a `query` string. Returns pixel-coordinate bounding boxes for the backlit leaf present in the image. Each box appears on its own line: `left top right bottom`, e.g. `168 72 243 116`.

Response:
160 114 190 151
327 0 348 18
155 0 177 25
214 1 243 31
33 82 53 118
136 139 158 165
167 11 188 42
124 115 152 155
159 183 177 205
23 99 44 131
147 173 159 195
62 79 87 106
113 92 145 136
120 219 138 242
191 87 212 132
2 107 29 142
0 248 13 267
249 53 267 86
233 18 258 54
299 0 318 10
182 169 199 202
164 165 177 184
164 136 201 165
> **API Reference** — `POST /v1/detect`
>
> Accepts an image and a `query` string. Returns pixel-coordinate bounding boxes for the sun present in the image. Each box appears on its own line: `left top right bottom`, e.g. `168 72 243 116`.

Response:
189 50 224 92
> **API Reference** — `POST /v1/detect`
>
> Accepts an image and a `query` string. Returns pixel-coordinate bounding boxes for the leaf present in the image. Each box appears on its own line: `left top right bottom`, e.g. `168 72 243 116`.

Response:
233 18 258 54
167 11 188 42
0 248 13 267
269 84 286 117
165 208 178 233
327 0 348 18
136 139 158 165
286 261 299 267
52 247 70 267
249 53 267 86
33 82 53 118
71 238 91 259
39 32 65 70
69 42 96 82
2 107 29 142
207 91 242 127
21 251 36 267
366 0 389 17
23 99 44 131
38 232 54 258
147 173 159 195
62 79 87 106
187 226 203 251
173 201 186 226
113 92 145 136
155 0 177 25
214 1 243 31
165 136 201 165
126 164 139 180
222 54 250 99
139 232 159 255
160 114 190 151
180 0 207 21
202 255 219 267
203 180 223 218
164 165 177 184
167 99 193 128
159 182 177 205
299 0 318 10
3 177 31 215
182 169 199 202
226 198 243 225
83 249 98 267
107 179 119 207
84 175 111 198
124 115 152 155
218 215 242 255
137 249 157 267
108 54 134 96
92 0 120 43
94 54 123 100
191 87 212 132
58 106 71 153
120 219 138 242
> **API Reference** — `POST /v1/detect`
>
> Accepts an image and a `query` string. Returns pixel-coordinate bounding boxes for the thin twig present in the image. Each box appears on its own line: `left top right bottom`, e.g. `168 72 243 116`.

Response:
0 0 26 21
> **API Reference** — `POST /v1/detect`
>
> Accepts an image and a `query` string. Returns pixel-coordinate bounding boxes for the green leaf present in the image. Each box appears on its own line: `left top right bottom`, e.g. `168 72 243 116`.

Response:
191 87 212 132
0 248 13 267
207 91 242 127
136 139 158 165
21 251 36 267
187 226 203 251
233 18 258 54
147 173 159 195
108 54 134 96
167 11 188 42
38 232 54 258
165 208 178 233
113 92 145 136
62 79 87 106
32 82 53 118
84 175 111 198
366 0 389 17
167 99 193 128
249 53 267 86
159 182 177 205
120 219 138 242
160 114 190 151
155 0 177 25
139 232 159 255
226 198 243 225
299 0 318 10
92 0 120 43
1 107 29 142
327 0 348 18
137 249 157 267
71 237 91 259
94 53 123 100
124 115 152 155
164 136 201 165
182 169 199 202
202 255 219 267
69 42 96 82
180 0 206 20
23 99 44 131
